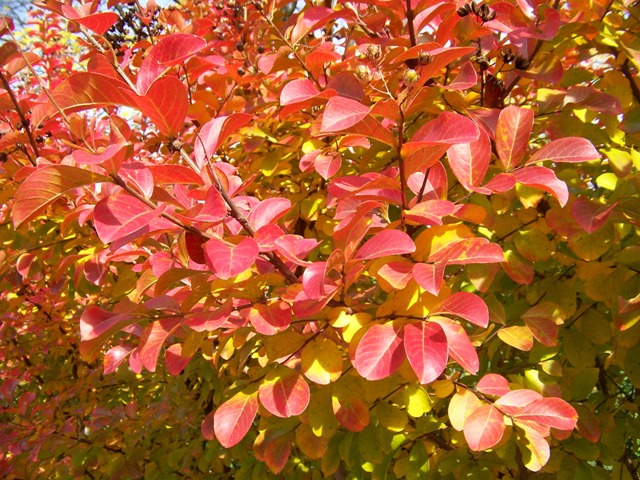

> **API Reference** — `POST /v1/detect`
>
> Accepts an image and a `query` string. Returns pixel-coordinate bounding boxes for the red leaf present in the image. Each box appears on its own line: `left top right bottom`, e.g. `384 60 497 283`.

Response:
435 292 489 328
332 381 370 431
430 317 479 374
198 186 227 223
204 237 259 280
248 198 291 230
12 165 109 228
321 96 370 132
522 303 561 347
515 397 578 431
80 306 137 362
571 197 617 233
403 322 448 384
314 151 342 179
291 7 351 44
527 137 601 164
165 343 193 375
248 301 292 336
137 34 206 94
441 61 478 90
513 166 569 206
496 106 534 170
404 200 455 226
463 405 506 451
214 390 259 448
94 194 175 245
495 389 542 416
354 230 416 260
263 432 292 474
138 318 182 372
149 165 204 185
477 374 510 396
353 322 405 380
447 130 491 190
103 345 134 375
405 112 480 154
63 8 118 35
194 113 253 167
258 367 310 418
280 78 333 105
413 262 445 295
429 237 504 265
376 262 414 290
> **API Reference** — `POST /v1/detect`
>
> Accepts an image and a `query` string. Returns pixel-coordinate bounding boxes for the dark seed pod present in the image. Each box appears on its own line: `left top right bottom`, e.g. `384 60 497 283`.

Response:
501 47 515 64
236 41 245 52
475 54 490 71
35 135 44 143
418 51 432 66
257 44 265 54
515 56 531 70
237 66 245 76
457 5 471 17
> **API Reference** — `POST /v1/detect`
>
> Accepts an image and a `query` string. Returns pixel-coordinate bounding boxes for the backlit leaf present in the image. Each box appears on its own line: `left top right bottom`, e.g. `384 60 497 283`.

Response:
214 390 259 448
447 130 491 190
403 322 448 384
301 337 343 385
477 374 510 396
496 106 534 170
13 165 109 228
353 322 405 380
355 230 416 260
434 292 489 328
258 367 310 418
527 137 600 164
463 405 506 451
204 237 259 280
321 96 370 132
514 397 578 430
430 316 479 374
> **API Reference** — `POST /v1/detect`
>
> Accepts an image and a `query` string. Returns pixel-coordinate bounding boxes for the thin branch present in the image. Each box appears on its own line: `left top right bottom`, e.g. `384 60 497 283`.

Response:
405 0 417 47
0 71 39 163
621 59 640 105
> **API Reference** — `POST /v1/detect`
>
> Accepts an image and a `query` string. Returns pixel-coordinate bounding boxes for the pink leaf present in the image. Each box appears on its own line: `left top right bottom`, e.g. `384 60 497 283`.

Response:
496 106 534 170
80 306 137 362
248 198 291 230
94 194 175 245
321 96 370 132
571 197 617 233
515 397 578 431
198 186 227 222
247 301 292 336
447 130 491 190
137 34 206 94
463 405 506 451
204 237 259 279
194 113 253 167
354 230 416 260
513 166 569 207
138 317 182 372
407 111 480 148
403 322 448 384
435 292 489 328
377 262 414 290
214 390 259 448
165 343 193 375
314 151 342 179
404 200 455 226
353 323 405 380
258 368 310 418
442 61 478 90
291 7 351 44
495 389 542 416
477 374 510 396
430 317 479 374
527 137 601 164
429 237 505 265
280 78 328 105
413 262 445 295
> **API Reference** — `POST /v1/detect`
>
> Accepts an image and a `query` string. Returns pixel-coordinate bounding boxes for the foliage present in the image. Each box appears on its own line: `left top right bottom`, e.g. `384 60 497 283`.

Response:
1 0 640 478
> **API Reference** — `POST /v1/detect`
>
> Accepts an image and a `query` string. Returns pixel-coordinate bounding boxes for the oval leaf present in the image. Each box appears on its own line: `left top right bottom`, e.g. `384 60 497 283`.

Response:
353 322 405 380
403 322 448 384
496 105 534 170
214 390 259 448
463 405 506 451
204 237 259 280
355 230 416 260
258 367 310 418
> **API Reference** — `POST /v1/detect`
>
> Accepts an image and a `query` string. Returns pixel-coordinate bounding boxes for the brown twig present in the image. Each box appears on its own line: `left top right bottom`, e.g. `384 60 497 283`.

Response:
0 71 39 163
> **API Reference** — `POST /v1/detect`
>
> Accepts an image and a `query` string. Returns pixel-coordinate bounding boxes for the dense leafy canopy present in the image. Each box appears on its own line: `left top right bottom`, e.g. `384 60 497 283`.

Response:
1 0 640 478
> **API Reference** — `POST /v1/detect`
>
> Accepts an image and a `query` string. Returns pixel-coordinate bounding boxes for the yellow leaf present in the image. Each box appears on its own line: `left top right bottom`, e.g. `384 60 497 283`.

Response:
403 384 432 418
375 402 408 432
301 337 343 384
412 224 473 262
